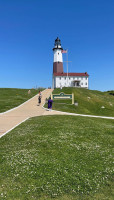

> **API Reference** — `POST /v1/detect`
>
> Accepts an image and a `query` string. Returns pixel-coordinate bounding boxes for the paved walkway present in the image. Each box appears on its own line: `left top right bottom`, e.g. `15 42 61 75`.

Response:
0 89 53 137
0 89 114 138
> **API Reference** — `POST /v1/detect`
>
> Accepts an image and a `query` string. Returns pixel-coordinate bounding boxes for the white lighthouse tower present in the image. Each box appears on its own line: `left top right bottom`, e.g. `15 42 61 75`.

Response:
53 37 63 74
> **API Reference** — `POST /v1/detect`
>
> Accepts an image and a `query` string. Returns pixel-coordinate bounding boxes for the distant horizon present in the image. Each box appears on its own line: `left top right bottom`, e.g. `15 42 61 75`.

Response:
0 86 113 93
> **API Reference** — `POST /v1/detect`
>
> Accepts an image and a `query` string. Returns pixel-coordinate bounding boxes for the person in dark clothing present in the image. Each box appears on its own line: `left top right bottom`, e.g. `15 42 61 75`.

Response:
48 97 53 109
38 91 42 106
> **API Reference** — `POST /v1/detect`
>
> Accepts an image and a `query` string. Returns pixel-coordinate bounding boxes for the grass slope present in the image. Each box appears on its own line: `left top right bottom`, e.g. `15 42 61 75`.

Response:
51 88 114 117
0 115 114 200
0 88 43 113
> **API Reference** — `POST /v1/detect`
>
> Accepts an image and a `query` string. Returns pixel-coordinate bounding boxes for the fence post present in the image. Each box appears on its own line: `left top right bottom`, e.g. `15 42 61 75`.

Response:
51 93 53 100
72 93 74 104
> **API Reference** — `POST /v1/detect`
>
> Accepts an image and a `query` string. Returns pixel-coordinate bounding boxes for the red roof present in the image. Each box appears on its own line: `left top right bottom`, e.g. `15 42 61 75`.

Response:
53 72 89 77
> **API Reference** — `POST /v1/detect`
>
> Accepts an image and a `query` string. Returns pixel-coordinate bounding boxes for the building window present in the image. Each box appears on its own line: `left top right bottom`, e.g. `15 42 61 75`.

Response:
86 77 87 80
77 77 79 80
81 77 83 80
58 53 59 55
81 83 83 85
69 77 70 80
64 77 66 80
85 82 87 85
59 77 61 80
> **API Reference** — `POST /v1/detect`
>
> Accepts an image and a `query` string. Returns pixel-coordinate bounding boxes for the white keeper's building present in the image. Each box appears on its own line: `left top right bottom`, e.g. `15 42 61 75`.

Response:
52 37 89 89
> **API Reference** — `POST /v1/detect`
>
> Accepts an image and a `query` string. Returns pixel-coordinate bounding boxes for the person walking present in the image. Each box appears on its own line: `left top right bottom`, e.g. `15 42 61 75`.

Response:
48 97 53 110
38 91 42 106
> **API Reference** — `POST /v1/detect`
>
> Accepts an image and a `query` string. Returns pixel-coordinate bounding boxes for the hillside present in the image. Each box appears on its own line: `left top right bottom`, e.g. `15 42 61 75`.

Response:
0 88 41 113
52 88 114 117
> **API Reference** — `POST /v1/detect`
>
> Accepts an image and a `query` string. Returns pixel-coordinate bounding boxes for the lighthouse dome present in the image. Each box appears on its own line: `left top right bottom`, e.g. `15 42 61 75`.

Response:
53 37 63 50
55 37 61 46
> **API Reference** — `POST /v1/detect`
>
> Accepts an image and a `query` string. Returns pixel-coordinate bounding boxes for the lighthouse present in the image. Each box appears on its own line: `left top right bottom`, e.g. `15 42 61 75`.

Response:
52 37 89 89
53 37 63 74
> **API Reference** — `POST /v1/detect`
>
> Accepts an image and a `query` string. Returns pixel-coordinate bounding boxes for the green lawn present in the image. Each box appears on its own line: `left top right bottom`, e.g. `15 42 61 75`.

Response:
0 88 43 113
0 115 114 199
50 88 114 117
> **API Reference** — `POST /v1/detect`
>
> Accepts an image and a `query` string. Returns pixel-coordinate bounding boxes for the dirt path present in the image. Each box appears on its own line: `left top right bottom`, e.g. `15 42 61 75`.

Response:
0 88 114 138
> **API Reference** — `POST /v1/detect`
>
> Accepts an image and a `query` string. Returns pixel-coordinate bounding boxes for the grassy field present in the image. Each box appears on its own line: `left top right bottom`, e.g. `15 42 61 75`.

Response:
0 88 43 113
50 88 114 117
0 115 114 199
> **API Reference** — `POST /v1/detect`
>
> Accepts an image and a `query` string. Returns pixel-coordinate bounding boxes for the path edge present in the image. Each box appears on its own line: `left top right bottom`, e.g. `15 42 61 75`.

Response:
42 104 114 120
0 117 29 138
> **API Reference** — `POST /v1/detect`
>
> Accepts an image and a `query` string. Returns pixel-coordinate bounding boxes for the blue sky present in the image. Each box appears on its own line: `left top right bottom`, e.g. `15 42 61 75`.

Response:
0 0 114 91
